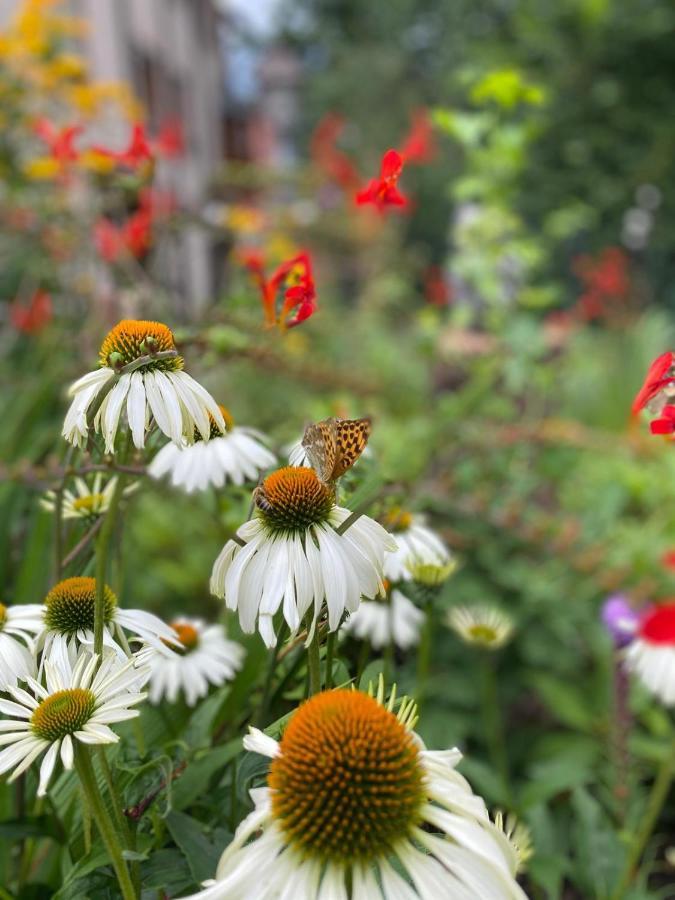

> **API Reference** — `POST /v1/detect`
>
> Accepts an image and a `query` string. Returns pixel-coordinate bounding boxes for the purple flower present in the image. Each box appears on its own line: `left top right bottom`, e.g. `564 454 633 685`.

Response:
602 595 640 648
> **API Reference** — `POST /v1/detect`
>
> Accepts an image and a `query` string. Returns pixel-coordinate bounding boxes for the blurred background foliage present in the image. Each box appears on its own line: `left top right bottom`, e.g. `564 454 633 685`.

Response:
2 0 675 896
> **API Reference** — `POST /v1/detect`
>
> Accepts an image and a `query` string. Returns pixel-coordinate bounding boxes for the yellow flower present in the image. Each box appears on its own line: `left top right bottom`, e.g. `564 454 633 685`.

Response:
79 149 117 175
23 157 60 180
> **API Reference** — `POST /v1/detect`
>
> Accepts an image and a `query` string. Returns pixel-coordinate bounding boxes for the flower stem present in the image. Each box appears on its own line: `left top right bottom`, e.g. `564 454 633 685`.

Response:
478 652 513 806
325 630 338 689
75 746 136 900
610 739 675 900
307 626 322 697
94 475 126 656
416 599 434 707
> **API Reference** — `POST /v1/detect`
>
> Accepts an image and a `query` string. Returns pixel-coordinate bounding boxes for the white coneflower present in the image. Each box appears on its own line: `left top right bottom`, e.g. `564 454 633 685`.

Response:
210 466 395 648
625 603 675 705
381 509 452 582
149 406 276 493
447 606 514 651
36 577 179 668
180 684 526 899
0 650 148 796
344 585 424 650
146 618 244 706
0 602 43 689
40 473 133 520
62 319 225 452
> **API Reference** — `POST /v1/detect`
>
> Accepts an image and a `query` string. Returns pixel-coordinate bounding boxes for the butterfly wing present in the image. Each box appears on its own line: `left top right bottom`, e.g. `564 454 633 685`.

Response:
332 417 371 479
302 419 338 483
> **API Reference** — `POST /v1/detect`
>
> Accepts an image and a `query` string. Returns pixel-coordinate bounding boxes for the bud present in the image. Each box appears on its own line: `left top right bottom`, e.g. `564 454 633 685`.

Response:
406 558 457 588
107 350 124 369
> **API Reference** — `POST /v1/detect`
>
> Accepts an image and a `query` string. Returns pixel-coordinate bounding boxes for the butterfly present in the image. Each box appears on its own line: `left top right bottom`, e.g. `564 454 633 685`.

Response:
301 416 371 483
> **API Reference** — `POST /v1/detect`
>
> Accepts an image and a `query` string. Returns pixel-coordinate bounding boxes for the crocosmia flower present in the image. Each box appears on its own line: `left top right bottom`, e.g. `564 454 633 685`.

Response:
400 110 436 164
649 405 675 436
356 149 408 212
240 249 317 330
10 290 52 334
632 352 675 414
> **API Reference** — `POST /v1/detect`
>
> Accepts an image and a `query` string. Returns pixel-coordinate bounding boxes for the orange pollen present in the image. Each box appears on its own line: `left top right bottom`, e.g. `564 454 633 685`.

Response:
255 466 334 532
165 621 200 654
98 319 183 371
269 690 424 863
0 602 6 629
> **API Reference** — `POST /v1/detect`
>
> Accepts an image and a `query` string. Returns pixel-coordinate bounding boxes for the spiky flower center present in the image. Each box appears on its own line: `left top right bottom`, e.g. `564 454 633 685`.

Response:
98 320 184 372
72 493 106 514
255 467 335 533
194 405 232 442
383 507 413 533
269 690 425 864
165 622 200 655
44 577 116 634
31 688 96 741
0 602 6 630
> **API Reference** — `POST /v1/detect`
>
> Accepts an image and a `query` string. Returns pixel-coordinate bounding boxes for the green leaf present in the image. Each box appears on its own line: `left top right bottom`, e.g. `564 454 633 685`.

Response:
528 672 596 732
165 810 221 883
171 739 241 811
570 787 624 897
0 815 64 842
140 848 194 892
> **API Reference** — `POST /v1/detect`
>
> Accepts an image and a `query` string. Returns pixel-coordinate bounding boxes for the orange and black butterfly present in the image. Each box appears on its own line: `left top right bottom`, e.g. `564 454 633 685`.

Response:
301 416 371 483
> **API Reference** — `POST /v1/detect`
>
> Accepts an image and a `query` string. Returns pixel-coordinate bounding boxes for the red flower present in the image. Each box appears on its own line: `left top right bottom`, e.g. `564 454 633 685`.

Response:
399 110 436 164
34 118 81 166
662 550 675 570
94 207 153 263
272 252 317 329
10 289 52 334
639 603 675 645
154 118 185 158
356 149 408 212
632 352 675 414
92 122 153 170
424 265 452 306
240 249 317 329
649 405 675 435
573 247 630 322
310 114 360 192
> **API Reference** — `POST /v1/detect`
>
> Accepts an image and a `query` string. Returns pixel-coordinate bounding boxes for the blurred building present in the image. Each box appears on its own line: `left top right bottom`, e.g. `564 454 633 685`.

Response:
74 0 225 315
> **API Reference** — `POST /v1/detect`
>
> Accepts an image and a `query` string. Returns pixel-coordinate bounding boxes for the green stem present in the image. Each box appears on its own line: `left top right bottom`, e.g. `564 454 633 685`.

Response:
229 757 238 833
98 747 139 893
325 631 336 690
479 653 512 806
416 599 434 706
356 639 371 684
75 747 136 900
307 626 322 697
54 446 74 578
94 475 126 656
611 741 675 900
